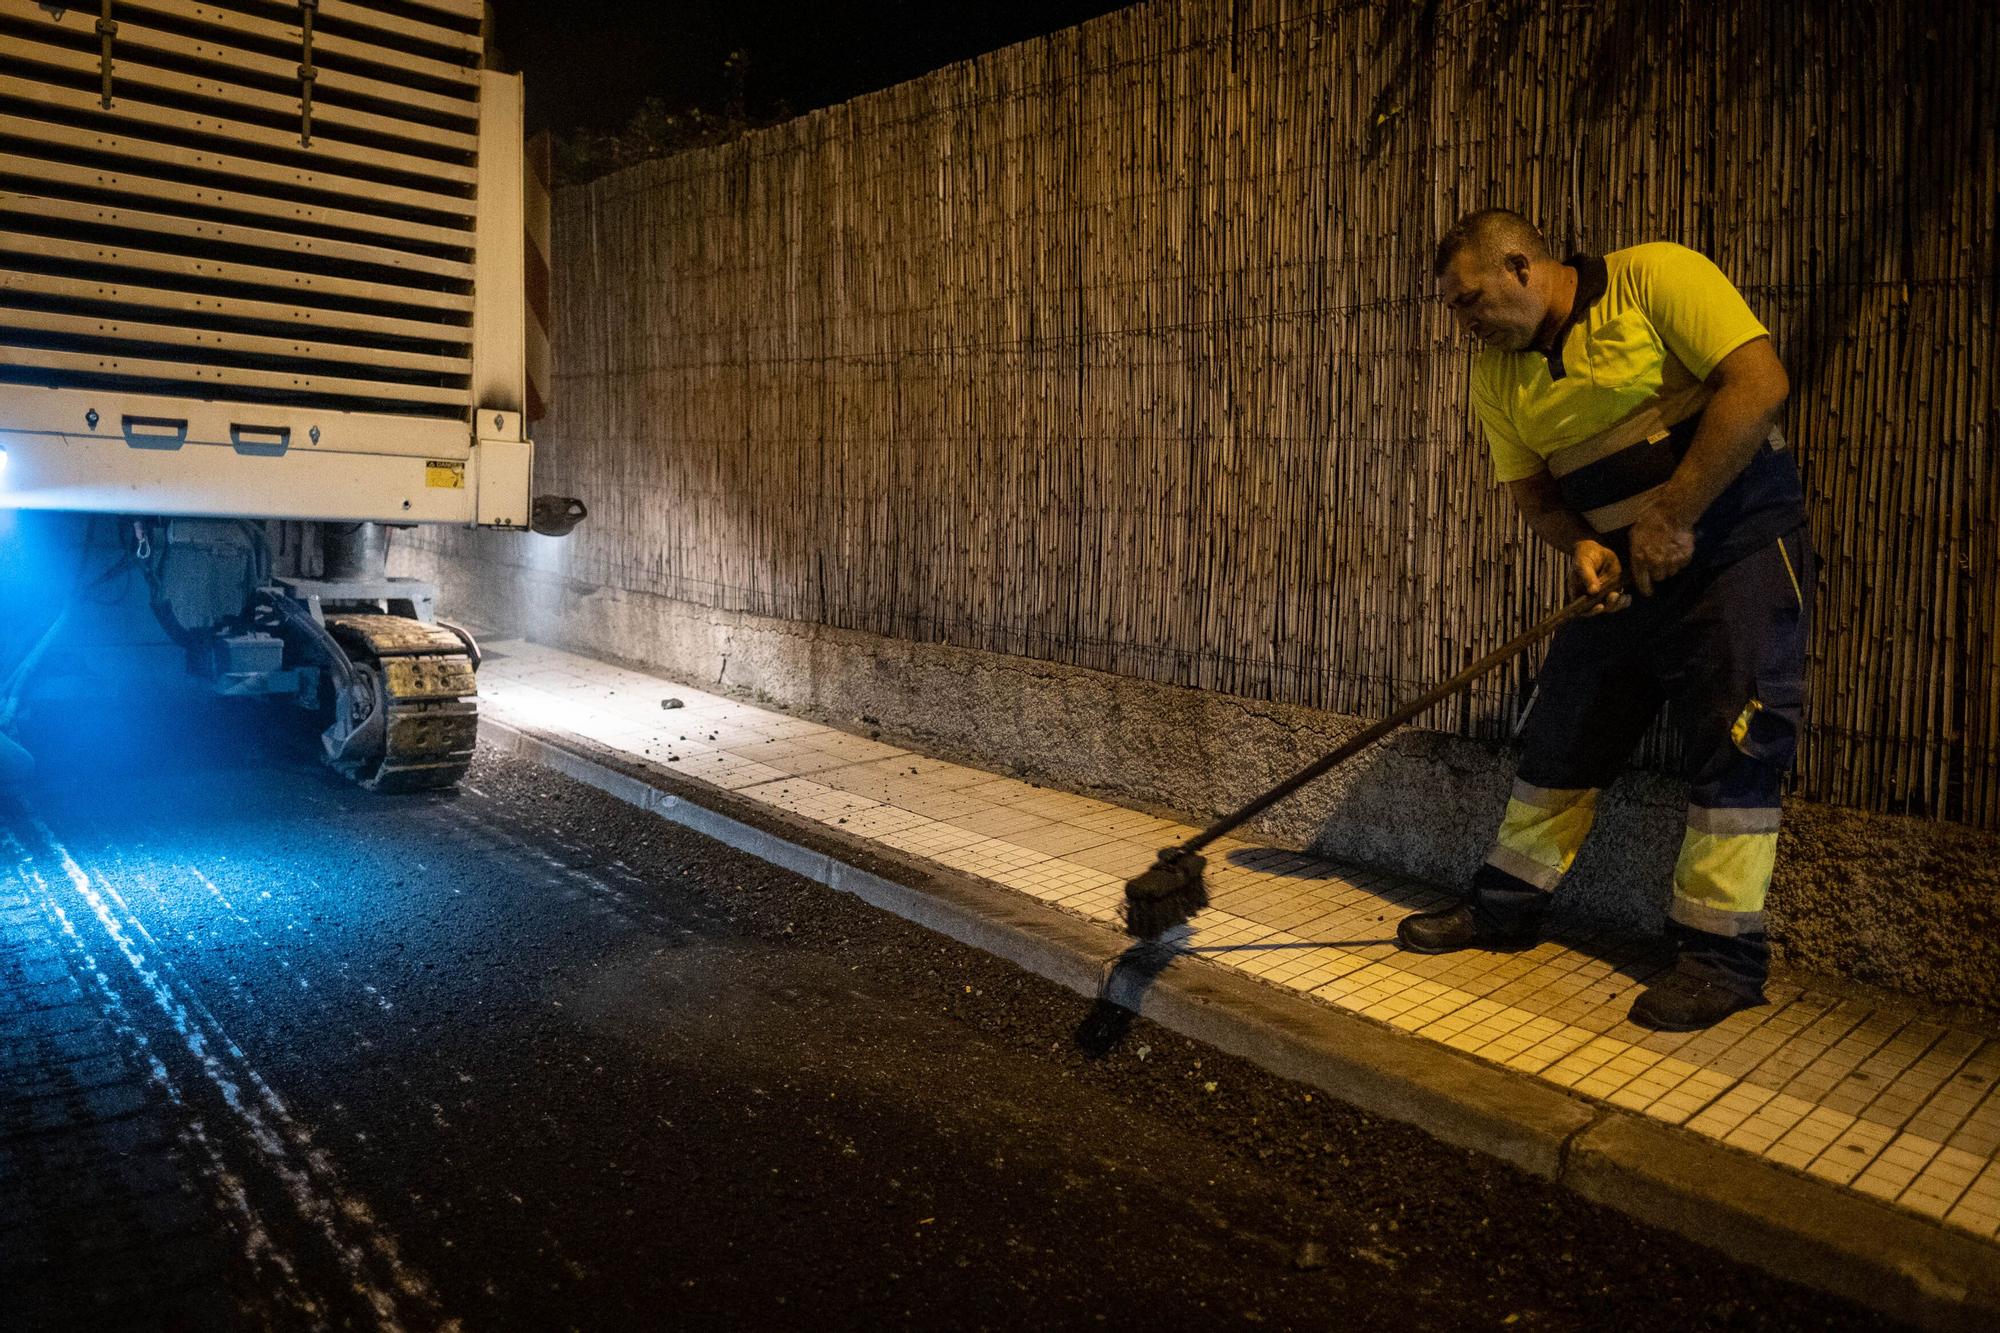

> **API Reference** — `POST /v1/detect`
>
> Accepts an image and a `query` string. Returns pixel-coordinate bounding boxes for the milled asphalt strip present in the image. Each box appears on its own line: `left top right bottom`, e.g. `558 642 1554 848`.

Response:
480 716 1998 1333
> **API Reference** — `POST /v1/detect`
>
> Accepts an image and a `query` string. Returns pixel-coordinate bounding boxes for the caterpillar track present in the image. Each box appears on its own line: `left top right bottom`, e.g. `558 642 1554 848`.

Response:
322 615 479 793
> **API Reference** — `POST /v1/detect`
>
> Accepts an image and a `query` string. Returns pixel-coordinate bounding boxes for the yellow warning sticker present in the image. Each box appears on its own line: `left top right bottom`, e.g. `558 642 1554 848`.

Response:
425 460 465 489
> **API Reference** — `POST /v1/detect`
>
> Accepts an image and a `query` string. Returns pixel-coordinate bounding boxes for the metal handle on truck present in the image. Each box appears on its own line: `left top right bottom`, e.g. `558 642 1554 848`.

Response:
230 424 292 455
121 417 188 450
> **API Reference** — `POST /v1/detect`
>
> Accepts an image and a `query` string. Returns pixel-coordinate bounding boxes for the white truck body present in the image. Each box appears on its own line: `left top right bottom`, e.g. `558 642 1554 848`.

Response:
0 0 533 527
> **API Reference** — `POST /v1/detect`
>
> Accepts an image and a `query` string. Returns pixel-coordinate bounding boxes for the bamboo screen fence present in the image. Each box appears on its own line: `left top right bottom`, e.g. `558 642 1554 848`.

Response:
421 0 1999 827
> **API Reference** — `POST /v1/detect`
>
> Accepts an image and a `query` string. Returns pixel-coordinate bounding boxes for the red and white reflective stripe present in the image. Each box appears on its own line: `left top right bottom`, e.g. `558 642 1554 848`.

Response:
523 129 553 424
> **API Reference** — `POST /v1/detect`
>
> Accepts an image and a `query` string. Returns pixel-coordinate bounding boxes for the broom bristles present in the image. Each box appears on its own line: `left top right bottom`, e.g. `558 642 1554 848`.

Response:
1123 848 1208 939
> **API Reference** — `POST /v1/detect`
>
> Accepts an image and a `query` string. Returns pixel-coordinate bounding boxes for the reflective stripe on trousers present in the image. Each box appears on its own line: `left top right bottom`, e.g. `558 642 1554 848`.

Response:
1471 528 1814 991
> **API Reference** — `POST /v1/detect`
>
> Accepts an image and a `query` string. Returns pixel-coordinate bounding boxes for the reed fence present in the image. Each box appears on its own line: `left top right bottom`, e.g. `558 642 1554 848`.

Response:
420 0 1999 826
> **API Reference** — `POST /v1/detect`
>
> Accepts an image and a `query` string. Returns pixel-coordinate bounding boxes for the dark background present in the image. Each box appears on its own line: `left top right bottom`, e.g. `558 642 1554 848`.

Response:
487 0 1132 136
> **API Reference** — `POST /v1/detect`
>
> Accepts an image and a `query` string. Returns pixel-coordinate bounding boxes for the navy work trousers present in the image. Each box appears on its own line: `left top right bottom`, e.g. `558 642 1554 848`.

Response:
1470 526 1816 997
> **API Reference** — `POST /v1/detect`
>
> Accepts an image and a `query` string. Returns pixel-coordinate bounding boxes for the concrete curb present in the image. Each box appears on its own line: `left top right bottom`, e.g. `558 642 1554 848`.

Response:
482 717 1998 1332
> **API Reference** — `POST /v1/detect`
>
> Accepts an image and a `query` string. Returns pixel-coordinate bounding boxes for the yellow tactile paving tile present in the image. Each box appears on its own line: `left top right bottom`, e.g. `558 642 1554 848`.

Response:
474 641 2000 1245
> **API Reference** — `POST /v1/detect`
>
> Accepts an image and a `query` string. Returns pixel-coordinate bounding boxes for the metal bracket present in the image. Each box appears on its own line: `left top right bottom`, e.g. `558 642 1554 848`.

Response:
274 575 439 625
96 0 116 108
298 0 319 146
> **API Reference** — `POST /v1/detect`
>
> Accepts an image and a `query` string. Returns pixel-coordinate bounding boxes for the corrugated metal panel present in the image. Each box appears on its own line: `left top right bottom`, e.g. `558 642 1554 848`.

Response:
0 0 481 421
0 307 472 377
0 268 473 345
2 187 474 281
0 12 480 151
0 151 478 251
126 0 481 88
3 344 469 410
317 0 482 59
361 0 484 28
0 229 473 317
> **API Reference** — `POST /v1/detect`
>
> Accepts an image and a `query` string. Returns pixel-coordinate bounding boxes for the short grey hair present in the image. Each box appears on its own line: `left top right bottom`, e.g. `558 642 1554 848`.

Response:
1432 209 1550 277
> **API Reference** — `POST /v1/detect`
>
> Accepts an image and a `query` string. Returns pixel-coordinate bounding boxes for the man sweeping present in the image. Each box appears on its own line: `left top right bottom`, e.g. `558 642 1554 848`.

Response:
1400 210 1814 1032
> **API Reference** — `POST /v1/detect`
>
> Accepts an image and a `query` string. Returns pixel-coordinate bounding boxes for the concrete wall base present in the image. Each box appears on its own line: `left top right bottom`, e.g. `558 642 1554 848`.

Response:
400 538 2000 1009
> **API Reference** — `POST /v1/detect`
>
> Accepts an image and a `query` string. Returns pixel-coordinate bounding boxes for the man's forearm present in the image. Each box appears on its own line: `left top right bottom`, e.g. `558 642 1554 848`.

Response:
1508 471 1601 554
1654 383 1785 529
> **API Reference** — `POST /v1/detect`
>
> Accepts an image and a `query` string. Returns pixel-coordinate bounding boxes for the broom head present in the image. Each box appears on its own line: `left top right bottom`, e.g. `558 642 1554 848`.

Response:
1123 847 1208 939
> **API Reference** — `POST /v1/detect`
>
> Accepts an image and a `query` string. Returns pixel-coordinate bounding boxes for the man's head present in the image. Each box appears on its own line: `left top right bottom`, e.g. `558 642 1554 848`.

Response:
1433 209 1560 352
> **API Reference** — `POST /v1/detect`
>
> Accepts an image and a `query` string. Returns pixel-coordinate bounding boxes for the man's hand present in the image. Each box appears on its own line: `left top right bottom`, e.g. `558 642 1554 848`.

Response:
1570 540 1629 613
1627 502 1696 595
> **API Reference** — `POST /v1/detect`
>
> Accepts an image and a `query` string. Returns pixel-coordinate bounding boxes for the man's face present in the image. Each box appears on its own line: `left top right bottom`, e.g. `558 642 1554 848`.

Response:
1438 248 1543 351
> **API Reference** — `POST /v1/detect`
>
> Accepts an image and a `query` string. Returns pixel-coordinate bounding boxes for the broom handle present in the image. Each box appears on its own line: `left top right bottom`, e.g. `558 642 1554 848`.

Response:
1177 582 1624 856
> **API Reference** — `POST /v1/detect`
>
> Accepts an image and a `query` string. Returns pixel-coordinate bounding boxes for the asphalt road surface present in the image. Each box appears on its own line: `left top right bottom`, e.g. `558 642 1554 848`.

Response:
2 699 1891 1331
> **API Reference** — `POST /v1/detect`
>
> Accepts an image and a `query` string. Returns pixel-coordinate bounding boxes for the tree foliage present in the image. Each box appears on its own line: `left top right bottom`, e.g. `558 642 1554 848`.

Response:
551 50 789 186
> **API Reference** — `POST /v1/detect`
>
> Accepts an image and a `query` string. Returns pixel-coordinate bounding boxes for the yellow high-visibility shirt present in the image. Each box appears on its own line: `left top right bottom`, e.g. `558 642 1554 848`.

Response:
1470 243 1770 484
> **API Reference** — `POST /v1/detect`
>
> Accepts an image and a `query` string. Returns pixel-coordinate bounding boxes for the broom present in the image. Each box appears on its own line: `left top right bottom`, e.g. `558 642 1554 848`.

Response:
1123 581 1626 939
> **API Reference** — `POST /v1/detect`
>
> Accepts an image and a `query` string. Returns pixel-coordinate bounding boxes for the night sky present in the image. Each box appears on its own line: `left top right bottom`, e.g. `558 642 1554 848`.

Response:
487 1 1133 135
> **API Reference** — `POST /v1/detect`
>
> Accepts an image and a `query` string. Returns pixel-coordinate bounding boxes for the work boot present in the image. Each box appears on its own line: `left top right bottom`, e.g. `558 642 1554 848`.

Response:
1629 960 1764 1032
1396 901 1542 955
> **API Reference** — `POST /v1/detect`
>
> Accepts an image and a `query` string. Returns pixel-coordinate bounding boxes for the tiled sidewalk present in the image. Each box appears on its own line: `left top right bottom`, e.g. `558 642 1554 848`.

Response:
474 638 2000 1244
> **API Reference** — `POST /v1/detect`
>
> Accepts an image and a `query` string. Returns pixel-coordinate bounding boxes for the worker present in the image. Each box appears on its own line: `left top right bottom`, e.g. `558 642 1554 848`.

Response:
1399 210 1814 1032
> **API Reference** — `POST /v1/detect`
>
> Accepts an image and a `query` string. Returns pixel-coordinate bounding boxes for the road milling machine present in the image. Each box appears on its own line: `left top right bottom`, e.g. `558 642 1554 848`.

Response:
0 0 583 791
